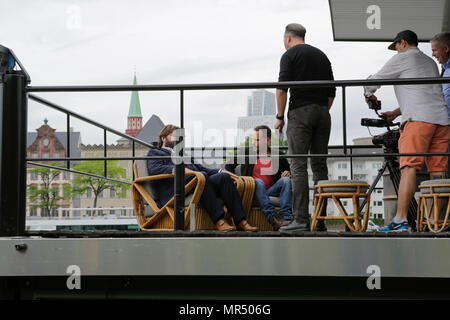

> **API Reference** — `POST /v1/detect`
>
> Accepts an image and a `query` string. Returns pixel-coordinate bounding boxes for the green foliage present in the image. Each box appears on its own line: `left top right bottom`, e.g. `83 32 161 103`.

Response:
372 218 384 226
272 134 288 147
27 163 73 216
240 134 288 147
72 160 129 215
241 136 251 147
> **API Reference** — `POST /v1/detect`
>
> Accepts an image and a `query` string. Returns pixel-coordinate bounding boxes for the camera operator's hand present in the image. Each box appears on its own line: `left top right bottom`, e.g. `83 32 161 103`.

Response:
364 95 381 110
381 108 401 122
364 94 378 104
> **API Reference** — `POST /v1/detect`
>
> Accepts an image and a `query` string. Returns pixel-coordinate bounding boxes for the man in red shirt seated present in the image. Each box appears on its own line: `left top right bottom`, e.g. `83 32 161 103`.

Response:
226 125 293 230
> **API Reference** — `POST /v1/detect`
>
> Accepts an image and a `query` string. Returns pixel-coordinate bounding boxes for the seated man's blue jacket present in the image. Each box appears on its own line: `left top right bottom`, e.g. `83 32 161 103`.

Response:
146 148 220 207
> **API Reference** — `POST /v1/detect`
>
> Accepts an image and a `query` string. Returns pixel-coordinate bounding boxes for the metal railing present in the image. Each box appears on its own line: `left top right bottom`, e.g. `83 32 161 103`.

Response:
1 73 449 235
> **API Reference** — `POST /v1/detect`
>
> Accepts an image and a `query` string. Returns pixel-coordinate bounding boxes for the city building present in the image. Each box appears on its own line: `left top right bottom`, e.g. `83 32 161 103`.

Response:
79 113 164 217
26 119 82 217
238 89 285 145
78 142 150 218
78 73 164 218
125 73 143 137
247 89 276 116
306 137 385 219
26 74 164 222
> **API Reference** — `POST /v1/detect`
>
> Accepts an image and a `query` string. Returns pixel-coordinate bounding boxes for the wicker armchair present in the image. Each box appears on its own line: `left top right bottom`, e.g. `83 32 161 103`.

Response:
131 160 246 231
233 173 275 231
131 160 206 230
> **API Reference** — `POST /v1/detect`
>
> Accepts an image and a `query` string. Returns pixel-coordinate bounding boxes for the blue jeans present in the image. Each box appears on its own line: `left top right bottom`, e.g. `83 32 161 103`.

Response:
254 177 293 223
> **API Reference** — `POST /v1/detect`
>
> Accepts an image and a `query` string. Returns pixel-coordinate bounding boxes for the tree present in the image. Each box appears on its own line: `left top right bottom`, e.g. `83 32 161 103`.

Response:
27 163 73 217
240 134 288 147
71 160 129 216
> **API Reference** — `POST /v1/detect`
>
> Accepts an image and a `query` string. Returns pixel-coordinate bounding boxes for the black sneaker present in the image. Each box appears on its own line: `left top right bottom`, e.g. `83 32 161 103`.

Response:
279 220 310 232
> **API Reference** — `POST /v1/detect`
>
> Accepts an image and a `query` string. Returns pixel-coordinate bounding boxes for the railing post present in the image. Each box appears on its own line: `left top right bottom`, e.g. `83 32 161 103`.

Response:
132 140 135 181
350 147 353 179
103 129 107 177
342 86 347 154
66 114 70 170
0 71 28 236
174 90 185 230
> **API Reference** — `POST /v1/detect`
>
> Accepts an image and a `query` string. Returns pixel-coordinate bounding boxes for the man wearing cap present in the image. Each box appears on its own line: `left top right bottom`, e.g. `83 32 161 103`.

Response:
364 30 450 232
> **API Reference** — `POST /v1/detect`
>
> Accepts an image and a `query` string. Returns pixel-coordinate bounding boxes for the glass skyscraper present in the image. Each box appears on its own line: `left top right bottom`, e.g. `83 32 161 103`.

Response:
247 90 276 116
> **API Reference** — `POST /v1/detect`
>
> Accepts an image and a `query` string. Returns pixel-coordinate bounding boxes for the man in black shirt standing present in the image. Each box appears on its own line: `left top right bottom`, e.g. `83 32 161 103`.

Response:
275 23 336 231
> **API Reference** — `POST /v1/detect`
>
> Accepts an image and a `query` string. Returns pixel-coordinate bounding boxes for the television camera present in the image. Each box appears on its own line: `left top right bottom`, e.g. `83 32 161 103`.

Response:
359 98 417 230
361 98 400 150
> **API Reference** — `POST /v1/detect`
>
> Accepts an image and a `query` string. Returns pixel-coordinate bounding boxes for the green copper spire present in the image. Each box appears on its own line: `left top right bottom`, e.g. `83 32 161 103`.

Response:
128 72 142 118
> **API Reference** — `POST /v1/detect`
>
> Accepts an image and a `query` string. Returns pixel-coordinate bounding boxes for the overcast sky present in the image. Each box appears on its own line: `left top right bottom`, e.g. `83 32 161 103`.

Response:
1 0 439 147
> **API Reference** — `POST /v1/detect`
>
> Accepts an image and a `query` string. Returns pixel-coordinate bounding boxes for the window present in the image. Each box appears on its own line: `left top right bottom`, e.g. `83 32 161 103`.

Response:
343 201 348 206
377 201 382 206
32 153 38 158
31 172 38 180
338 163 348 169
110 209 115 215
110 188 115 198
30 208 37 216
121 208 127 216
86 189 92 198
41 208 49 217
98 190 104 198
43 153 49 158
63 171 70 180
338 176 348 180
63 186 70 198
86 207 91 216
355 163 364 170
53 152 59 158
98 207 103 215
372 163 382 169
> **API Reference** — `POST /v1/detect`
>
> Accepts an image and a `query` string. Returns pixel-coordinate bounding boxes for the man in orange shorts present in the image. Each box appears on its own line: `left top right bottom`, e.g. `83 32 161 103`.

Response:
364 30 450 232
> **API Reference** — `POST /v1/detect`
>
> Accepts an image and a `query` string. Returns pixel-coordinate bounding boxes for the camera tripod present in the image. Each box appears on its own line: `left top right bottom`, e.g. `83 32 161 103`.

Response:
359 146 417 231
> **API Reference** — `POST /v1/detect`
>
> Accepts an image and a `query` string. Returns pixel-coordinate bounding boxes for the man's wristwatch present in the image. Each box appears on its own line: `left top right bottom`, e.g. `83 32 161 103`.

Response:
276 114 284 120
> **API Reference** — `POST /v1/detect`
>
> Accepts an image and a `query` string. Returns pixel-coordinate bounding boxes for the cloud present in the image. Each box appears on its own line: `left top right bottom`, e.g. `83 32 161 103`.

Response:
4 0 439 149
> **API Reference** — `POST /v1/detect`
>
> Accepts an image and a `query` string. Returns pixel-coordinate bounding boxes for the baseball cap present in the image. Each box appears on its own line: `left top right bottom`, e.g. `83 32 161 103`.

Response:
388 30 418 50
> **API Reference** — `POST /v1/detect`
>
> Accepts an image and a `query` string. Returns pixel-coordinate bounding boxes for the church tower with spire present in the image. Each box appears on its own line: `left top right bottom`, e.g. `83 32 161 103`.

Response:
125 72 143 137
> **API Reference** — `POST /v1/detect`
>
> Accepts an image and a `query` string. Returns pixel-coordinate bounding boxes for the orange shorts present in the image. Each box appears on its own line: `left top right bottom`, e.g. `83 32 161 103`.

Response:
399 121 450 172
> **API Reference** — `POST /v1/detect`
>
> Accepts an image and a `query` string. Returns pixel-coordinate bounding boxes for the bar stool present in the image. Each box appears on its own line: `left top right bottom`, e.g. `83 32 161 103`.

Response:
311 180 370 232
417 179 450 233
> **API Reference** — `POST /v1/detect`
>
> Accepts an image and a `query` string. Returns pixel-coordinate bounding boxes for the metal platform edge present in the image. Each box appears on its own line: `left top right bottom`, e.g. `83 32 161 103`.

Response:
1 235 449 278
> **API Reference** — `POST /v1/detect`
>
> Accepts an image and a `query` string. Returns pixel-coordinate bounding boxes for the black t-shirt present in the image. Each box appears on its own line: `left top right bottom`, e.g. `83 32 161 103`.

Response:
278 44 336 110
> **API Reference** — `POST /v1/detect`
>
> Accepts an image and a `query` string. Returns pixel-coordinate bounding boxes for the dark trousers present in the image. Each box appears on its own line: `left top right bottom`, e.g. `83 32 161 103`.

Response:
160 172 245 224
199 172 246 224
287 104 331 224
